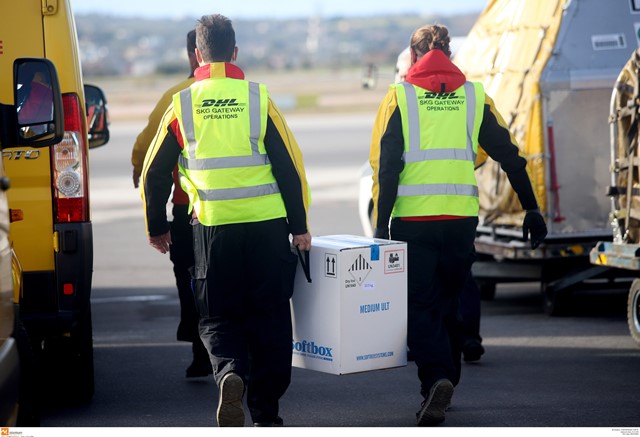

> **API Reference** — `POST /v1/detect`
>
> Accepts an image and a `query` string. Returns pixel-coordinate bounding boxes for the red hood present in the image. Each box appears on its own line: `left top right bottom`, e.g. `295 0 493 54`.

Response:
405 49 466 92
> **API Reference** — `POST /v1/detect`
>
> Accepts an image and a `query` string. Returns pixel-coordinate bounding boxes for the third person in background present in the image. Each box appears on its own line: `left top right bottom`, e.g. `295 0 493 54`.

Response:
369 24 547 426
131 30 212 378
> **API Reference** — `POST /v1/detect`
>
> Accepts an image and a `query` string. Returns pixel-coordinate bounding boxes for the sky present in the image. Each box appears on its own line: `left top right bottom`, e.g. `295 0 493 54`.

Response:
70 0 489 20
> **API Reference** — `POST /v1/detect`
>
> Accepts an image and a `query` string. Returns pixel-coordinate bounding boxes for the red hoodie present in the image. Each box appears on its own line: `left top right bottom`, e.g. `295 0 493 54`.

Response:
405 49 466 93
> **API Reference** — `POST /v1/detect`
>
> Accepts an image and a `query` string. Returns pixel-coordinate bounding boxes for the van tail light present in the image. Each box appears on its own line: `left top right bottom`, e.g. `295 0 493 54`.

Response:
52 93 89 223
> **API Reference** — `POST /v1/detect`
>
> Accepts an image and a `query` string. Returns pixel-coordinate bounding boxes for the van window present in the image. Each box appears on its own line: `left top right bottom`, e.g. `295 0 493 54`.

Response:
16 62 54 126
13 58 63 146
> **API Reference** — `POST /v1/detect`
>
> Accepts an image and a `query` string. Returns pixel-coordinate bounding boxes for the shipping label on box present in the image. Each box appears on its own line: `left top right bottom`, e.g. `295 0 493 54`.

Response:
291 235 407 375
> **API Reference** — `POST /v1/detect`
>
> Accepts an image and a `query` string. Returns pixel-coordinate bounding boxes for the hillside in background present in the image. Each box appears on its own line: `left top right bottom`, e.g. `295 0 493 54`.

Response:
76 12 479 78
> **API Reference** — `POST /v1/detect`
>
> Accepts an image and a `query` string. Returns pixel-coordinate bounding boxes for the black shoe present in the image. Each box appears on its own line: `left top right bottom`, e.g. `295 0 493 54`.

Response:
416 379 454 426
217 373 245 427
185 358 213 378
186 341 213 378
462 339 485 362
254 417 284 427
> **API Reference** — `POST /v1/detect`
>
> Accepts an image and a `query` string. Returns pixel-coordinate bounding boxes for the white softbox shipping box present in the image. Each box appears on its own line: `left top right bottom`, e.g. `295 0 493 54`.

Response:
291 235 407 375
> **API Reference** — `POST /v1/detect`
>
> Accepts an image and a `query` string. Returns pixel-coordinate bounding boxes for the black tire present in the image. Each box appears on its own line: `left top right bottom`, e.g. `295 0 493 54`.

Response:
13 319 40 426
73 308 95 403
42 308 94 404
627 279 640 346
542 283 572 317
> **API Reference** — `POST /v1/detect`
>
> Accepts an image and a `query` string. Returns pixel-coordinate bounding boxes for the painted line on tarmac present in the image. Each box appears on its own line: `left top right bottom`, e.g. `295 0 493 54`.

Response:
484 336 637 350
94 342 190 349
92 294 170 303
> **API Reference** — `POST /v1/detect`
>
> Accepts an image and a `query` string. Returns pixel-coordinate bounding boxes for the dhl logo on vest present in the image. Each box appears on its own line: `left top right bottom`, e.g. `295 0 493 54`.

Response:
419 90 465 111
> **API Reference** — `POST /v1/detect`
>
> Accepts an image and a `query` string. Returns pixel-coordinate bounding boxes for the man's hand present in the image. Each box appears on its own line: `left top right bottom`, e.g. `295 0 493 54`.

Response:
149 231 172 254
522 209 547 250
133 168 141 188
292 232 312 252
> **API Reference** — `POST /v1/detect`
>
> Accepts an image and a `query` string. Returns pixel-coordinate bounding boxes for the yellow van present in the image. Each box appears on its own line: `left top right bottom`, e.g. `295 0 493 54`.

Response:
0 0 109 421
0 58 65 425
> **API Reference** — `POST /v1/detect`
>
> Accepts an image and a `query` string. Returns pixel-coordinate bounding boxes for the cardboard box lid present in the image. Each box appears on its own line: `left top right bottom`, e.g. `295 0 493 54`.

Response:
313 235 405 251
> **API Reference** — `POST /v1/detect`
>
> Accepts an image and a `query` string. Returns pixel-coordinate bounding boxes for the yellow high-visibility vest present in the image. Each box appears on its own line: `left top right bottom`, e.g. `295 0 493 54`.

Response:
172 78 286 226
392 81 485 217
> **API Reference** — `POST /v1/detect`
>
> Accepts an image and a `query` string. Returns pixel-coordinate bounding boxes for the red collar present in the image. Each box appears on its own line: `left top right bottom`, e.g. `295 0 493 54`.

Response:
194 62 245 81
405 49 466 93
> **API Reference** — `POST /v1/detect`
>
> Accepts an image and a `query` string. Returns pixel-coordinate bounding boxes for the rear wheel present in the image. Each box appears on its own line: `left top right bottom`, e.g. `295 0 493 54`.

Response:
42 309 94 404
542 283 572 316
14 319 40 426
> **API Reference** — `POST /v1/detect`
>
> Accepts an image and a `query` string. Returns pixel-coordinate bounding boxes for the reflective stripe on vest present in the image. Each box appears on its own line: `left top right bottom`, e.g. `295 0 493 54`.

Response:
196 182 280 201
393 81 484 217
173 78 286 225
398 183 479 197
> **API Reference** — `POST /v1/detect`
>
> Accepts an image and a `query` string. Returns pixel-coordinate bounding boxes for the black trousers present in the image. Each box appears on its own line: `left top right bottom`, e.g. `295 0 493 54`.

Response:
192 218 298 423
460 272 482 344
390 217 478 397
169 204 200 343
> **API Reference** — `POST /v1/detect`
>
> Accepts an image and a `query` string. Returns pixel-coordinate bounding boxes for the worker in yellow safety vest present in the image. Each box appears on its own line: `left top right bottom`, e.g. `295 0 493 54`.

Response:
141 14 311 427
394 45 485 365
369 24 547 427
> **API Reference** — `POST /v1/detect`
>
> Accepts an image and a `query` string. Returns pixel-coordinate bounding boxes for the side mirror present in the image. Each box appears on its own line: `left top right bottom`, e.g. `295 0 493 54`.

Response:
84 84 110 149
13 58 64 147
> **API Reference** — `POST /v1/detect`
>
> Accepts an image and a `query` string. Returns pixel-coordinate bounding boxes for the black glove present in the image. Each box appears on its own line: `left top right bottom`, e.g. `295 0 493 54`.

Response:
522 209 547 249
373 227 389 240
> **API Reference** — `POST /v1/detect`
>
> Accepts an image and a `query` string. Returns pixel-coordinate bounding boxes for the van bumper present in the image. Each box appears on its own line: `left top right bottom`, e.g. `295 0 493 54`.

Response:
20 222 93 336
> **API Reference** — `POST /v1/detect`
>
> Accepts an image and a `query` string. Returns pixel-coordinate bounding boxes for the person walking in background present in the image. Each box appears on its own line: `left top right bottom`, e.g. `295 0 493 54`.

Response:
131 30 212 378
141 14 311 427
460 273 484 362
369 24 547 426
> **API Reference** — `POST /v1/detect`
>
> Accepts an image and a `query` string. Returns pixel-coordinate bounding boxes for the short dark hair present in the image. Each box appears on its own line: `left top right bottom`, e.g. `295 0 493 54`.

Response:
187 29 196 56
196 14 236 62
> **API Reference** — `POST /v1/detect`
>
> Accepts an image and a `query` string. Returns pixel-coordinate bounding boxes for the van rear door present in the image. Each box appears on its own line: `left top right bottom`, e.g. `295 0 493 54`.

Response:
1 0 56 280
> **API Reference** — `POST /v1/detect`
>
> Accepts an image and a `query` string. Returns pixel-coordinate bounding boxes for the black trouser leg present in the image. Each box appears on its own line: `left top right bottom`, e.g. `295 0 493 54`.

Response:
193 219 297 423
459 273 482 344
391 217 477 396
246 302 293 423
169 205 199 343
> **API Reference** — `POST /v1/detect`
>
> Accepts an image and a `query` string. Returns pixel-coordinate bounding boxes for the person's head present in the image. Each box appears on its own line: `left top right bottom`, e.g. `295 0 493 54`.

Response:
195 14 237 64
186 29 198 73
409 24 451 65
395 47 411 83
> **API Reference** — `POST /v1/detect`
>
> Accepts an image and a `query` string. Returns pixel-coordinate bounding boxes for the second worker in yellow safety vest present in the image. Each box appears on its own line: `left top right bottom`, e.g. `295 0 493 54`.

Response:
131 29 213 379
141 14 311 427
369 24 547 427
